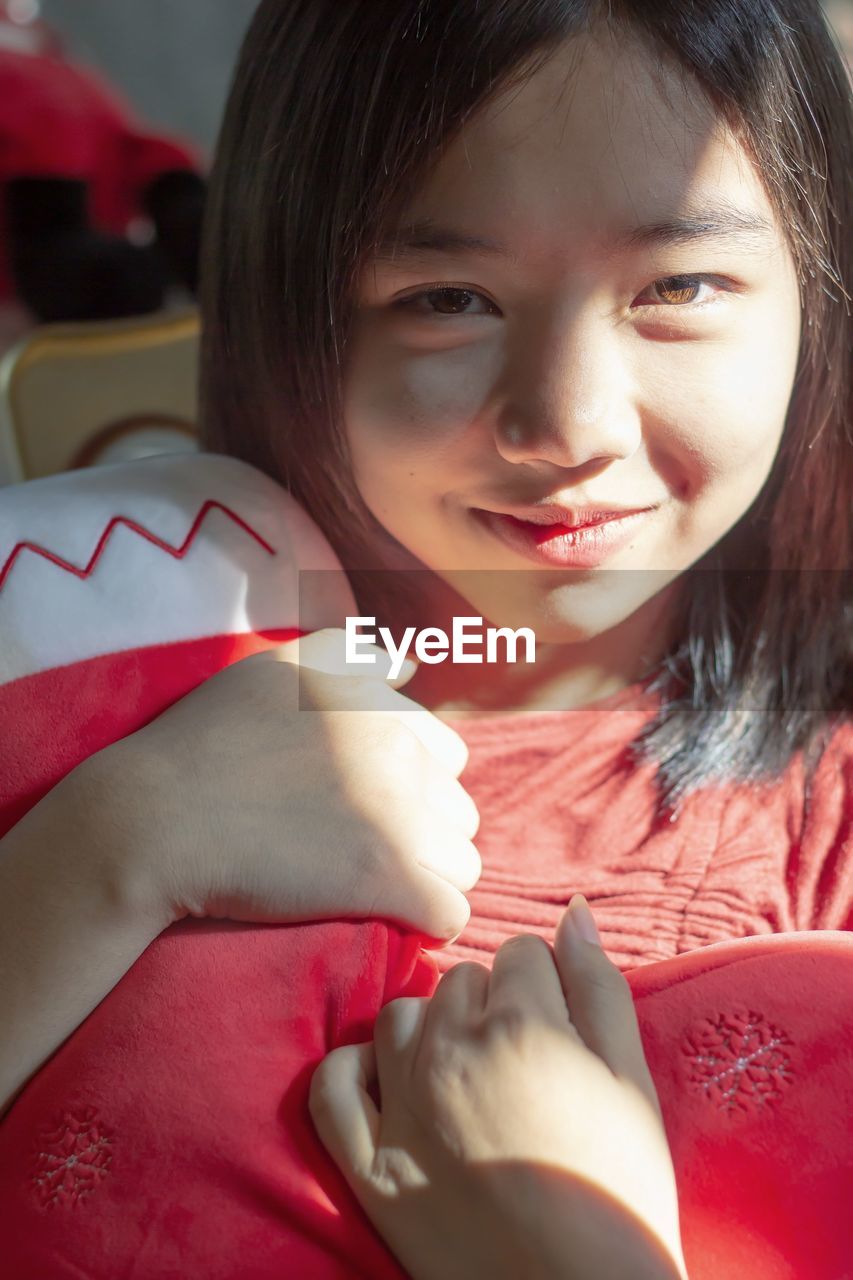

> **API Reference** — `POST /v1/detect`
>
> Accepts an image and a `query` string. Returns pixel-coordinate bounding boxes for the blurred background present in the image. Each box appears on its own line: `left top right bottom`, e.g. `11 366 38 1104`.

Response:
0 0 259 348
0 0 849 483
39 0 257 156
0 0 262 476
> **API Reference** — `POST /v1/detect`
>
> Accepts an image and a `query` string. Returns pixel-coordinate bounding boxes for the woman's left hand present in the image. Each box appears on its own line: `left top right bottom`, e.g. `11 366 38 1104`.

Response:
310 896 689 1280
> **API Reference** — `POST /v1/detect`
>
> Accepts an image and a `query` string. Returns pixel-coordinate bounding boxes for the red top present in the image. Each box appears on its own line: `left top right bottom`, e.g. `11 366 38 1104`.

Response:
441 683 852 972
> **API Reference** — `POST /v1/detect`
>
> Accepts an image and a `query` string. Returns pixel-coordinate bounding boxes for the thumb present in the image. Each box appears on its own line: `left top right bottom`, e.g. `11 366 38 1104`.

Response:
270 627 418 686
386 654 419 689
310 1041 380 1181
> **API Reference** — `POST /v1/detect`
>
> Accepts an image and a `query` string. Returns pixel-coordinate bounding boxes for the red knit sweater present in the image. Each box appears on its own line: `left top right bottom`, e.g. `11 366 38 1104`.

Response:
441 685 852 972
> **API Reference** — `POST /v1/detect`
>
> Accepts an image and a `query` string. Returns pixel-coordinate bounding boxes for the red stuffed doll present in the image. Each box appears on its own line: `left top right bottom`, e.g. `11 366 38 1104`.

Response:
0 454 851 1279
0 4 206 322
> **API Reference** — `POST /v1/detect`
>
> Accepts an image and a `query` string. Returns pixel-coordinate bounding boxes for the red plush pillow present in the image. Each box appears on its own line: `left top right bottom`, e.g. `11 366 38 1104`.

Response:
0 455 850 1279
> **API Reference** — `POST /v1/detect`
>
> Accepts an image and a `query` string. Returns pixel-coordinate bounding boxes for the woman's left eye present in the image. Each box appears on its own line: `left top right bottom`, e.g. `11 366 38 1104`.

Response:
633 275 721 308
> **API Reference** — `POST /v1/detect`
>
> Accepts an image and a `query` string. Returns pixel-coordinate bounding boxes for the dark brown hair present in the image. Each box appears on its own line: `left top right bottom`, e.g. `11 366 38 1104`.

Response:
201 0 851 810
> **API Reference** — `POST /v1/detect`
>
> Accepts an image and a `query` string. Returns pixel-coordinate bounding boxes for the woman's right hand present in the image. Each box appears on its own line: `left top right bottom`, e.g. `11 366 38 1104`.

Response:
81 628 480 942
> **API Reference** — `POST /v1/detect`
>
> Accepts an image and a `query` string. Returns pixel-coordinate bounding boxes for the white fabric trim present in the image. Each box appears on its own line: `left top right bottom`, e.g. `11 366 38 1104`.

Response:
0 453 356 683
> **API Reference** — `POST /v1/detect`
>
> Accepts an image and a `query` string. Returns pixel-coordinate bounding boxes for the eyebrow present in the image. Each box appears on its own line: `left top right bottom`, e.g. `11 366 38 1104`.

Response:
372 207 777 265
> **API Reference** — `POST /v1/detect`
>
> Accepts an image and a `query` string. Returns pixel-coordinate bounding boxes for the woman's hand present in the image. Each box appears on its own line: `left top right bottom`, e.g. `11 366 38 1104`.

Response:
310 897 689 1280
82 627 480 942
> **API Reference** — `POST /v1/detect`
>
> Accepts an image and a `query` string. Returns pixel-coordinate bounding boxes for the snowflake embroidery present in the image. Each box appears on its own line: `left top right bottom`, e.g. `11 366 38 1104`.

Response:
682 1007 794 1116
31 1107 113 1208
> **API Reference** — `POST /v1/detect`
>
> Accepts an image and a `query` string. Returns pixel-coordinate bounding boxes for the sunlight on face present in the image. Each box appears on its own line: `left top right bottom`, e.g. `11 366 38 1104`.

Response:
343 29 802 647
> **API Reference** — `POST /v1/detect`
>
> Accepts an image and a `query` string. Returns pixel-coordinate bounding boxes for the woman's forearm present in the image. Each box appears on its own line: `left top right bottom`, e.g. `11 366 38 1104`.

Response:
0 762 169 1117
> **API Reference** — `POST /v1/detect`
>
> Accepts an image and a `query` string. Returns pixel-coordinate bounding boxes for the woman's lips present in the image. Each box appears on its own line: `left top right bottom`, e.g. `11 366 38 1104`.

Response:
473 507 654 568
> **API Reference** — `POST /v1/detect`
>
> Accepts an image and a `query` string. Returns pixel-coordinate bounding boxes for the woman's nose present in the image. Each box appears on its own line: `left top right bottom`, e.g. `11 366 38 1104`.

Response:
494 315 641 469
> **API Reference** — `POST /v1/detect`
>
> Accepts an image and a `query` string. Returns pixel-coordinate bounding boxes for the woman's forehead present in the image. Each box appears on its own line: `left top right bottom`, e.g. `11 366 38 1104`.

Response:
395 31 784 264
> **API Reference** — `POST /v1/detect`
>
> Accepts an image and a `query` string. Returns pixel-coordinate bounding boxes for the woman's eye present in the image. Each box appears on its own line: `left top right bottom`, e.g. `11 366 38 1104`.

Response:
394 287 499 317
634 275 719 308
391 276 728 321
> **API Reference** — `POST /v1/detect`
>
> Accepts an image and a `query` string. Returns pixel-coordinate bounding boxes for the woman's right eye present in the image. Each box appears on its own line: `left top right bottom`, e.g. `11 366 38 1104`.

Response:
394 287 501 317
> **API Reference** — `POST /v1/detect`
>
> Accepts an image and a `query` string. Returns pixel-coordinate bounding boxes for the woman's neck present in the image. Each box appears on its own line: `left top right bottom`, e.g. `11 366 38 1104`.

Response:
406 656 643 719
353 572 681 720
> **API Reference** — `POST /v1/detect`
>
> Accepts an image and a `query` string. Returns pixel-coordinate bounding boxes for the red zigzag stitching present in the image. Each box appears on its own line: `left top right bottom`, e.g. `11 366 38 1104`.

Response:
0 500 277 595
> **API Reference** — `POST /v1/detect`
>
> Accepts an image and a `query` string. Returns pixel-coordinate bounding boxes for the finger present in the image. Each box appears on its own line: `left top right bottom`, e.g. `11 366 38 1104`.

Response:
554 897 656 1095
427 960 490 1027
336 671 469 776
309 1041 380 1180
415 830 481 893
374 996 429 1100
423 771 480 843
379 865 472 944
486 933 579 1031
375 995 429 1058
377 696 470 777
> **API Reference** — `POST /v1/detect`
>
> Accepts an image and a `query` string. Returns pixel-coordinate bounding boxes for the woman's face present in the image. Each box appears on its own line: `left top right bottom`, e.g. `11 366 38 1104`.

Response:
342 31 801 647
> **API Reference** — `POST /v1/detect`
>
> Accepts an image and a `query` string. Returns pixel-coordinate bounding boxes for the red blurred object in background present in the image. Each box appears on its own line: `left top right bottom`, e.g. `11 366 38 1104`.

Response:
0 0 205 321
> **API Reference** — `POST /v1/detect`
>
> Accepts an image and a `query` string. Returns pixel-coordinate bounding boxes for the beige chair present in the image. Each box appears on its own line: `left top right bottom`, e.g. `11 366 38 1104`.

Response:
0 308 200 486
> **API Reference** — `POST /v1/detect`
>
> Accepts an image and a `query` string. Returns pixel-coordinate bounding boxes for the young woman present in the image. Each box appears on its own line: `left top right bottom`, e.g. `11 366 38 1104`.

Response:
198 0 851 967
0 0 849 1275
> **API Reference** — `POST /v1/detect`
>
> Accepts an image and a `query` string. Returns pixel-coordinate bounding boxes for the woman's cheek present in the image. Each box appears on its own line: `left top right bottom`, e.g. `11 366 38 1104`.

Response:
653 325 794 484
393 344 502 453
703 285 800 467
347 332 503 454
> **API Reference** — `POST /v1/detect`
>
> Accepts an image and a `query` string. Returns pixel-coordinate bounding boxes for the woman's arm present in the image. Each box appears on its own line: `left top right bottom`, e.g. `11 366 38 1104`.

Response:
0 631 478 1117
311 896 689 1280
0 758 169 1118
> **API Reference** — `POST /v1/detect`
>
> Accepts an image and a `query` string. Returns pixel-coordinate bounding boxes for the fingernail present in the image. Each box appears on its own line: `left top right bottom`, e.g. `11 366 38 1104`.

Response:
567 894 602 946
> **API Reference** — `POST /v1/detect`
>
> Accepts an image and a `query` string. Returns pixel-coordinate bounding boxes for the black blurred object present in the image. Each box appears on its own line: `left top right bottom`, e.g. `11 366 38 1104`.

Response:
143 169 207 296
0 24 206 326
7 177 166 322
